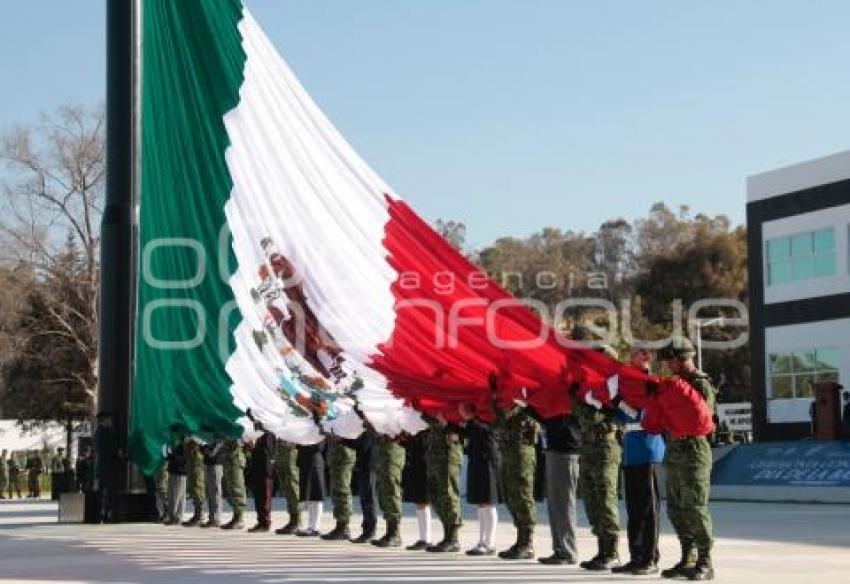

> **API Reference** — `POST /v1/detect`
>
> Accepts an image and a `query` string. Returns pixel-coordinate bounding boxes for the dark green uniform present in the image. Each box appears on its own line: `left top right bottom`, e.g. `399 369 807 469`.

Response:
497 408 539 553
327 439 357 527
0 452 7 498
425 421 463 549
222 440 246 526
184 440 205 523
375 436 406 524
665 371 716 566
274 440 301 527
575 400 621 563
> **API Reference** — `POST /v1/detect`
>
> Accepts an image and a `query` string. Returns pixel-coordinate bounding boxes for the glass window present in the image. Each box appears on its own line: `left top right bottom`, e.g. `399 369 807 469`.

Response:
768 260 792 284
813 228 834 252
770 376 793 399
767 238 790 261
816 347 841 370
768 346 841 400
766 228 836 286
813 253 836 277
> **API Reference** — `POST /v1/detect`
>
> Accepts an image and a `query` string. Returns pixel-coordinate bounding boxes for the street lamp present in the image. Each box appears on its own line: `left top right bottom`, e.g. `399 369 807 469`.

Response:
694 317 724 372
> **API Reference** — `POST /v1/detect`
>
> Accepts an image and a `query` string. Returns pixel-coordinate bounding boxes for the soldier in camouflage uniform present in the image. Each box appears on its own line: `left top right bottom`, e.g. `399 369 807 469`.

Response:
182 439 206 526
274 439 301 534
660 337 716 581
425 419 464 553
321 438 357 540
0 450 7 499
568 330 622 571
496 407 540 560
371 434 406 547
221 439 246 530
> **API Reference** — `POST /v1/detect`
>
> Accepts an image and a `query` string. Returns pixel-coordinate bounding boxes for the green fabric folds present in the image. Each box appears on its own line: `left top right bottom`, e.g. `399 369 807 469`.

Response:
131 0 246 474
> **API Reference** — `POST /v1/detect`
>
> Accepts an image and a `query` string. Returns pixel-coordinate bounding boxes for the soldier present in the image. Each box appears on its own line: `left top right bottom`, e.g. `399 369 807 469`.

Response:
248 427 277 532
0 449 7 499
201 438 226 528
659 337 716 581
351 429 379 544
7 451 23 499
371 434 406 547
572 337 622 571
425 418 463 553
321 437 357 541
26 450 44 498
221 438 247 530
496 406 539 560
273 439 301 535
182 439 206 527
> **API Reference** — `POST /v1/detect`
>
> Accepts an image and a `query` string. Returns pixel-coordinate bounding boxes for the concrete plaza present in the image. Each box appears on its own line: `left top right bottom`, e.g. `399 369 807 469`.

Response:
0 497 847 583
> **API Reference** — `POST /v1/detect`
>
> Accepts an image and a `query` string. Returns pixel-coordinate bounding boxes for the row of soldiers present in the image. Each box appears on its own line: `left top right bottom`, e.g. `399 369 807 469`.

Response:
146 335 715 581
1 447 95 500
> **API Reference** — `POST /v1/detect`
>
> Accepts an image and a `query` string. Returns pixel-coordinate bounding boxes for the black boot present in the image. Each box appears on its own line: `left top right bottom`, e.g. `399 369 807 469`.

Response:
350 526 376 544
686 552 714 581
580 536 619 570
181 509 203 527
662 541 696 579
406 540 429 551
427 524 460 553
221 513 244 530
499 529 534 560
321 521 351 541
371 520 402 548
275 515 301 535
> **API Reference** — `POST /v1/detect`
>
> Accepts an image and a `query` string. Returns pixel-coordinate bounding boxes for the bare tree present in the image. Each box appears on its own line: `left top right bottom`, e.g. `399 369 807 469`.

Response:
0 104 104 430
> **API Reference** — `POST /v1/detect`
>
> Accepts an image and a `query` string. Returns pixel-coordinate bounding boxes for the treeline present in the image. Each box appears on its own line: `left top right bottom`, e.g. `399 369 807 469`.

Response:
439 203 750 402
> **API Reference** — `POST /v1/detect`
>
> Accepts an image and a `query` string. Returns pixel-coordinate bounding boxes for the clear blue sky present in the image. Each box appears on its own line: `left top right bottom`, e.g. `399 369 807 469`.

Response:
3 1 850 246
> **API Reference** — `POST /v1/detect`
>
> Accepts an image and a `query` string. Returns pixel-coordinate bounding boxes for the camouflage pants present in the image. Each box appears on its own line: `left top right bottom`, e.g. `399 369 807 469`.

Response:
374 438 405 523
186 452 205 512
499 442 537 535
579 437 621 543
426 439 463 528
223 461 246 518
328 441 357 524
7 473 22 498
275 444 300 517
665 437 713 554
0 470 6 496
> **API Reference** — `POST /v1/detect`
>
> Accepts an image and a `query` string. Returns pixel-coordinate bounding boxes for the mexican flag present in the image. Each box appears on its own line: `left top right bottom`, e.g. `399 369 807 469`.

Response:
132 0 647 473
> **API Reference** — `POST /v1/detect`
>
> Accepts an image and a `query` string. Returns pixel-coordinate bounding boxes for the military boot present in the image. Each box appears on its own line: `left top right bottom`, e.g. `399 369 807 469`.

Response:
350 526 376 544
662 542 697 579
580 536 619 570
181 509 203 527
686 552 714 581
499 529 534 560
275 514 301 535
426 524 460 553
221 513 244 530
321 521 351 541
371 520 402 548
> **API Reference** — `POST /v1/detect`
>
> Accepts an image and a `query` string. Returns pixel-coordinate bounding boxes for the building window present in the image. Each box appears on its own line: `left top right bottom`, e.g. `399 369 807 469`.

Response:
769 347 840 399
766 227 835 285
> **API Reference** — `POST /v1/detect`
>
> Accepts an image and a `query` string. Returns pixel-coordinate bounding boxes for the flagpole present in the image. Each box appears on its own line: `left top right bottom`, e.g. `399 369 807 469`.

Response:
98 0 141 521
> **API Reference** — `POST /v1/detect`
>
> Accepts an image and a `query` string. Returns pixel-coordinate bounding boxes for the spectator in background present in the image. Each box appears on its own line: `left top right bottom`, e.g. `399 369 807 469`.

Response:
94 412 119 522
26 450 44 498
841 389 850 435
163 437 188 525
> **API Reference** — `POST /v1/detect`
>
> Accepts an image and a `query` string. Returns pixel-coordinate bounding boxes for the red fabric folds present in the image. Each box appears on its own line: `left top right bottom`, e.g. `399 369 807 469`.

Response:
370 196 652 419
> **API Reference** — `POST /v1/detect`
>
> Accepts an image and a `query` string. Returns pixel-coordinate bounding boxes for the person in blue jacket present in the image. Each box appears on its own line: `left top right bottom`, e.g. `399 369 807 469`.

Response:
611 347 666 576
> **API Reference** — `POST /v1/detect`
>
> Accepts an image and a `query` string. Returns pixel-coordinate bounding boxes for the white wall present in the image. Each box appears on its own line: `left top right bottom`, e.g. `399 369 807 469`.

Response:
748 150 850 203
762 204 850 305
764 319 850 424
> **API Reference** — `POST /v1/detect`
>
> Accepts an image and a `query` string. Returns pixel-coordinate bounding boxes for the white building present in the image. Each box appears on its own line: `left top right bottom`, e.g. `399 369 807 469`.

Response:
747 151 850 440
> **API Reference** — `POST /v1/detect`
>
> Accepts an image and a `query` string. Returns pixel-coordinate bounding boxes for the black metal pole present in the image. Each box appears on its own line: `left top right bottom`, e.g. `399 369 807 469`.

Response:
99 0 139 518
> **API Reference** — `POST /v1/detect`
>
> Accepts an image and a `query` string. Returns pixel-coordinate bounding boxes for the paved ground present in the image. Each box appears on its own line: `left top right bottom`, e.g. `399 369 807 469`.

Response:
1 497 848 583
